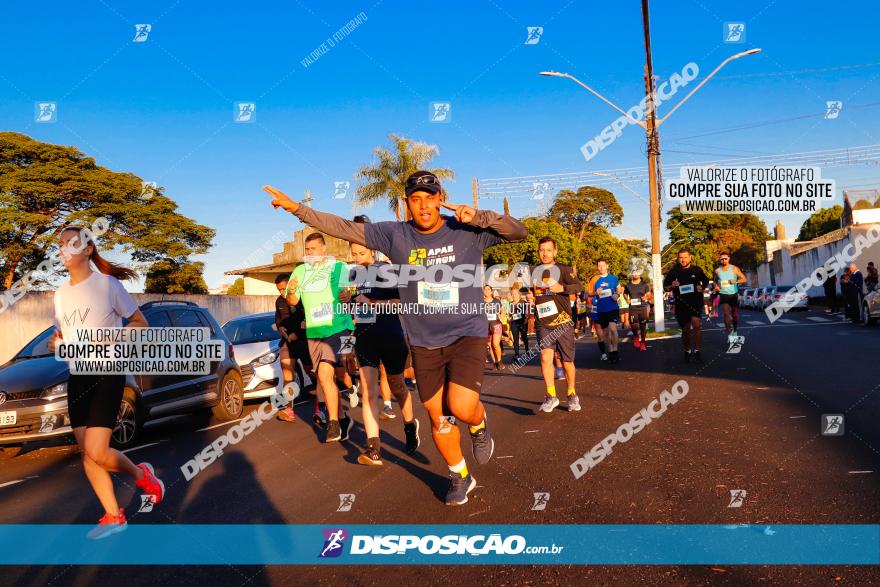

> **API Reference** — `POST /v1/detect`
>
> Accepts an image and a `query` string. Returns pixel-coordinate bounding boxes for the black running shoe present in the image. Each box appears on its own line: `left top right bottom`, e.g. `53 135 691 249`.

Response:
470 418 494 465
325 420 341 443
684 350 692 363
445 473 477 506
404 419 420 454
693 350 703 363
340 415 351 442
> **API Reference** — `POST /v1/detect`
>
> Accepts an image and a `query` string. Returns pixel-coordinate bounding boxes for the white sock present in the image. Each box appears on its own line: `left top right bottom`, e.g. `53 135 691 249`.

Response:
384 400 392 408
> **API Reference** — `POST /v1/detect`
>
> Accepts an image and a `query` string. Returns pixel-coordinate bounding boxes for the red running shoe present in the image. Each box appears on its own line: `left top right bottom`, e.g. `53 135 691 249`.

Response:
87 508 127 540
633 338 640 348
136 462 165 505
640 341 647 351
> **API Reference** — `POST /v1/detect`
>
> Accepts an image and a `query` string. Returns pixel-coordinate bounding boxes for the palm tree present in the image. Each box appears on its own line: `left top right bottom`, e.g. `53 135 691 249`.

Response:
354 134 454 220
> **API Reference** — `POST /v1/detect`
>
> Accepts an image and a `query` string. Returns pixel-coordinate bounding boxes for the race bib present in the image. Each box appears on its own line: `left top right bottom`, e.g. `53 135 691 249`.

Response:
598 288 612 299
511 313 522 321
679 284 695 294
536 300 558 318
356 307 376 323
487 312 497 321
630 298 641 306
310 303 333 325
417 282 459 306
721 280 730 287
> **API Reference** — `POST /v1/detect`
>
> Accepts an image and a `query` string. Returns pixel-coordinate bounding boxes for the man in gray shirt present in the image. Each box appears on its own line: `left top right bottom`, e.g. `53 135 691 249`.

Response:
264 171 527 505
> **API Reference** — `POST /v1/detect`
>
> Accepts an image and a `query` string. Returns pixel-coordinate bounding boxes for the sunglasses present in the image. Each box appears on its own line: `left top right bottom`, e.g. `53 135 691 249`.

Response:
719 258 729 261
407 175 440 187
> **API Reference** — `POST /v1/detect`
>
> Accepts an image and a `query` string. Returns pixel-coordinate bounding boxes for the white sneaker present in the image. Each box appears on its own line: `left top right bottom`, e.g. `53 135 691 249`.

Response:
600 353 609 361
539 395 560 413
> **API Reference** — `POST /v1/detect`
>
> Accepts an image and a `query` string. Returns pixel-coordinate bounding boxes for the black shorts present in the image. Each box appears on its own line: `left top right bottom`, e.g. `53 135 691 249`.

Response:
355 333 409 374
536 323 576 363
67 374 125 429
284 337 310 364
629 305 650 322
718 293 739 308
409 336 485 403
597 310 620 328
675 304 703 327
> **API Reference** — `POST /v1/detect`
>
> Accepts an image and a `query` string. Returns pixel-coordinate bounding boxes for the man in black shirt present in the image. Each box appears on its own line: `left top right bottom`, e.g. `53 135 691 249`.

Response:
662 249 710 362
526 237 583 413
274 273 312 421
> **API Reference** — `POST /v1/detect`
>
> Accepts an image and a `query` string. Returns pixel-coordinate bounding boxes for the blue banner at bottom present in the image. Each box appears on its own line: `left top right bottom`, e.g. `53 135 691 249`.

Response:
0 525 877 565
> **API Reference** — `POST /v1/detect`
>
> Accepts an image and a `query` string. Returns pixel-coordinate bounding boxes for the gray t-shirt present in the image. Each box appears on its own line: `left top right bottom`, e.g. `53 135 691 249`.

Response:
365 217 504 348
292 207 528 349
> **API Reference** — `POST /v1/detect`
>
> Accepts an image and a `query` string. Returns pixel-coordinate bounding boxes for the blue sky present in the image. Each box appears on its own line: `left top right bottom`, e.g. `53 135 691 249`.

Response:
2 0 878 289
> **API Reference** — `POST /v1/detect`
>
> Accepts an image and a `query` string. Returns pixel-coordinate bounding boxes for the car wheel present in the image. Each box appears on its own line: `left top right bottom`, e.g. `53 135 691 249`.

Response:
212 370 244 420
111 388 141 449
863 304 877 326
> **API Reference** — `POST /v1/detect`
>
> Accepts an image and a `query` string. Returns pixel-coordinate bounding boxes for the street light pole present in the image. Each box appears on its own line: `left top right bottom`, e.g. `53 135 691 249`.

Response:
540 3 760 332
641 0 665 331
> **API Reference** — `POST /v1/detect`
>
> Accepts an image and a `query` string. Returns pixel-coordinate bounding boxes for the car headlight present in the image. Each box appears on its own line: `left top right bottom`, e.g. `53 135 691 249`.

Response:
41 382 68 400
250 351 278 369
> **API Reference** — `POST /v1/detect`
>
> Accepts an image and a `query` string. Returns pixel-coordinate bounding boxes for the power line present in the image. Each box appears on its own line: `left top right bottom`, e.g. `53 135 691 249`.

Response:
478 144 880 199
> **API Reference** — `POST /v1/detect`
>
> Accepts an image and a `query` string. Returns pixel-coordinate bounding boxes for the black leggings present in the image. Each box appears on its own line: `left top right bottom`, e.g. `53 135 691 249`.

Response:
629 306 649 341
510 320 529 355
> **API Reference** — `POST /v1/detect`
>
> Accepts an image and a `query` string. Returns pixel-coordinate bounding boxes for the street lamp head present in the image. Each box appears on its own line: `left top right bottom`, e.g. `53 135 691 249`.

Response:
539 71 564 77
736 47 762 58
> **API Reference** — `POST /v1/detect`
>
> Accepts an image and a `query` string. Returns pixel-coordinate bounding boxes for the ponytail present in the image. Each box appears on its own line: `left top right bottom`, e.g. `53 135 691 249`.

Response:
60 226 138 281
90 248 138 281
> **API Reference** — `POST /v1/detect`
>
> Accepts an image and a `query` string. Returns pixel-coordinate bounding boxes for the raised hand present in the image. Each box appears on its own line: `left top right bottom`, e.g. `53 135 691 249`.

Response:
439 200 476 224
262 185 300 213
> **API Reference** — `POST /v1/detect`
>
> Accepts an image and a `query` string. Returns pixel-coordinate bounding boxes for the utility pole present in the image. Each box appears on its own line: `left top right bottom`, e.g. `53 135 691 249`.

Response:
472 177 479 209
641 0 666 332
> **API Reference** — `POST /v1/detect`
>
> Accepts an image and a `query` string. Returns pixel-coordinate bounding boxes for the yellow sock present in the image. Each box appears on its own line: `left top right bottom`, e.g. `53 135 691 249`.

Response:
547 386 557 397
567 389 576 396
449 459 469 479
469 419 486 434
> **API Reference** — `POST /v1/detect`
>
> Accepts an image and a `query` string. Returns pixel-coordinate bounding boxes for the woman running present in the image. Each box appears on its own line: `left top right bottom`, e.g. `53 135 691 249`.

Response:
484 285 504 370
49 226 164 539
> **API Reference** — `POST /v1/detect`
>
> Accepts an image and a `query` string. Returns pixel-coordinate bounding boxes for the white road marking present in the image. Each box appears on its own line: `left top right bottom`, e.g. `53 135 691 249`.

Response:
524 430 539 434
196 418 244 432
789 416 806 419
496 455 514 459
807 316 830 322
848 471 873 474
122 441 164 454
777 318 797 324
747 320 764 325
0 476 38 489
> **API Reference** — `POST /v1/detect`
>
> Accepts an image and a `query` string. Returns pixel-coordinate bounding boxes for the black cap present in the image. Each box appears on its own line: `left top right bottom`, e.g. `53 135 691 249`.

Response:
405 170 442 197
352 214 371 223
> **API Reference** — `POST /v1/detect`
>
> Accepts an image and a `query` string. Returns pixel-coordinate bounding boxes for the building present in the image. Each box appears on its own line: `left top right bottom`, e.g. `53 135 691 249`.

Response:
225 227 353 295
755 193 880 295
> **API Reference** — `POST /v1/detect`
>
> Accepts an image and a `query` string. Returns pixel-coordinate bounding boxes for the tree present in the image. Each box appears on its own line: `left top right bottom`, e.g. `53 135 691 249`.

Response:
144 260 208 294
549 186 624 242
484 218 581 270
663 208 771 274
853 199 874 210
227 278 245 295
796 205 843 241
0 132 214 289
354 134 454 220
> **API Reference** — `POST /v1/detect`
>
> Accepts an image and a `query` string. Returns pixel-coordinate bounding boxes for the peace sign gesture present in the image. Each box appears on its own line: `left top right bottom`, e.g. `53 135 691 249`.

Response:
262 185 300 214
440 200 476 224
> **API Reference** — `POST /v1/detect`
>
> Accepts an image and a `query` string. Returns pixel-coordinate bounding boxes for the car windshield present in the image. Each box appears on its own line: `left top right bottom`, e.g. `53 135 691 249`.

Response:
223 315 277 345
16 326 54 359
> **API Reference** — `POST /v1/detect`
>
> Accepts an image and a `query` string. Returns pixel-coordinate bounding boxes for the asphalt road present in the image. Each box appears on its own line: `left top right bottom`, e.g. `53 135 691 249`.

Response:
2 306 879 585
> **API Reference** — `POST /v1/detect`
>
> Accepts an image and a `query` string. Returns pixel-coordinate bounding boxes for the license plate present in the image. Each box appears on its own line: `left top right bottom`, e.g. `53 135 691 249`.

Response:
0 411 17 426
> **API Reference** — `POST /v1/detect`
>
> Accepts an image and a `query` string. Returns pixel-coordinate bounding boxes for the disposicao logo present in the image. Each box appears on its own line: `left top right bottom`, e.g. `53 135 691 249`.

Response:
319 528 348 558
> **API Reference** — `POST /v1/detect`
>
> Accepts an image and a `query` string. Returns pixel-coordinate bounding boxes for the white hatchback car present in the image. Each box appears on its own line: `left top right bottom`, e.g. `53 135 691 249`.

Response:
765 285 809 310
222 312 310 400
862 285 880 325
